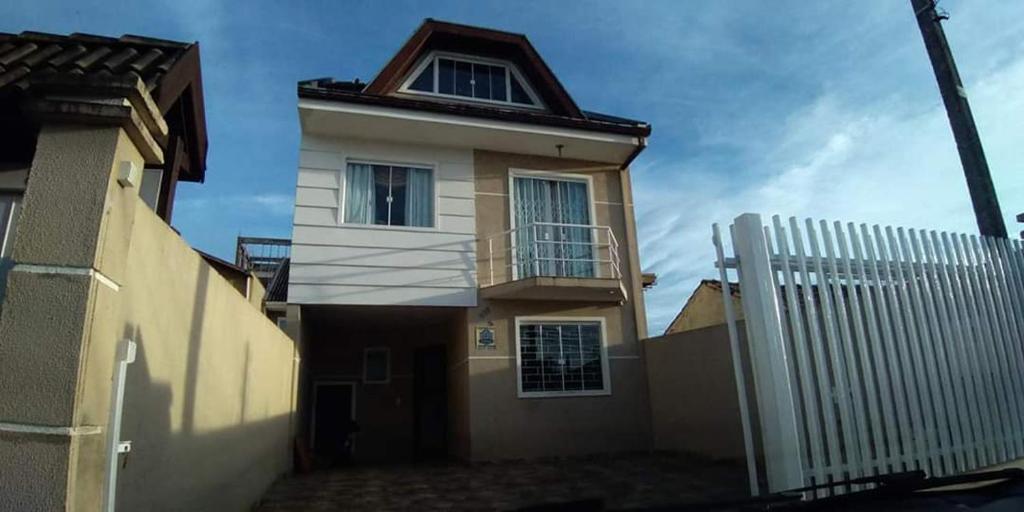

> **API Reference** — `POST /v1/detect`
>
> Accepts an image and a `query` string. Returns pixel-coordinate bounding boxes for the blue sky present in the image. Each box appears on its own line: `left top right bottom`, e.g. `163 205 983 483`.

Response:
6 1 1023 333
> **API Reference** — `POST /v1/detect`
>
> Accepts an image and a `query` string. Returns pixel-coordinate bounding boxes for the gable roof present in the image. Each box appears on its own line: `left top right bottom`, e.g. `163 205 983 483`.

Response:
0 31 208 182
298 19 651 140
365 19 582 118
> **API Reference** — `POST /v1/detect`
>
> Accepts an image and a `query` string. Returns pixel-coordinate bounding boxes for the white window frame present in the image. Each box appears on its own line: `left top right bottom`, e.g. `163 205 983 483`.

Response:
398 50 546 110
0 193 22 258
339 158 439 231
363 347 391 384
514 316 611 398
507 169 599 281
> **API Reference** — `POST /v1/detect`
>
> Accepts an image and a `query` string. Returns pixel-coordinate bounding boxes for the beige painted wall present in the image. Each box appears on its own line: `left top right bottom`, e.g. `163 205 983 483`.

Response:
645 323 759 464
114 201 297 511
0 123 296 511
467 150 652 460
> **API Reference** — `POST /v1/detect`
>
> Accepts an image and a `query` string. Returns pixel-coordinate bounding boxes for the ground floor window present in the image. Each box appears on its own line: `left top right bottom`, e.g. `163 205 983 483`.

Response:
515 318 610 397
363 347 390 384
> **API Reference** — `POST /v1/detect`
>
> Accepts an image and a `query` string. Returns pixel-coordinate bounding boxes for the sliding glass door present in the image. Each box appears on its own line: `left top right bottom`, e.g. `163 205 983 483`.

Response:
512 175 594 279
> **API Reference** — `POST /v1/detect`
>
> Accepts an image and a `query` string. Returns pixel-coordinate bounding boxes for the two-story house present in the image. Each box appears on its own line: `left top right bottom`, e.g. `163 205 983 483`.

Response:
284 19 653 464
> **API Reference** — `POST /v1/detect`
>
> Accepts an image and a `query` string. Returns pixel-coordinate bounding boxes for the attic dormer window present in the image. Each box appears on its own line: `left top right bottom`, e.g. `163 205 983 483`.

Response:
401 52 542 108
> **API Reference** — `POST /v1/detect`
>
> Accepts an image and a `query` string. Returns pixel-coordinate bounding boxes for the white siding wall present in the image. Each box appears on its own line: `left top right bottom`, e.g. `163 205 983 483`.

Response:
289 135 477 306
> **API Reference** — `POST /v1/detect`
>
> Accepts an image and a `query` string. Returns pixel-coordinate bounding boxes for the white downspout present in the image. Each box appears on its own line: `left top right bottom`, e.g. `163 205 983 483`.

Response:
103 339 137 511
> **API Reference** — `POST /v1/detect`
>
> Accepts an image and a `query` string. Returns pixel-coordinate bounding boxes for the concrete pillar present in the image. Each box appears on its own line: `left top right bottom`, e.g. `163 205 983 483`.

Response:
0 124 147 510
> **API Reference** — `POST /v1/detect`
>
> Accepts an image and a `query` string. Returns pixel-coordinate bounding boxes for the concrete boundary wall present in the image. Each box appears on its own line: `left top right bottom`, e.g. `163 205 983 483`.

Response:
114 199 298 511
644 322 760 465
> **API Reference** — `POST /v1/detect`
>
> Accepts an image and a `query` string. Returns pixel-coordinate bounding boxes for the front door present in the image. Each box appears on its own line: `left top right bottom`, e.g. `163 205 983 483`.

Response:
413 346 447 460
312 382 355 466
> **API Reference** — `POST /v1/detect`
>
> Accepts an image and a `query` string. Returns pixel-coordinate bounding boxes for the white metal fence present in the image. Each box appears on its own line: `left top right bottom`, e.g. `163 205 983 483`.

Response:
714 213 1024 497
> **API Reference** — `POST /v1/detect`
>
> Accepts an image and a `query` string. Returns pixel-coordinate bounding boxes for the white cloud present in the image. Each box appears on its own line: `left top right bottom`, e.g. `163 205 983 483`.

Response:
175 193 294 218
637 53 1024 334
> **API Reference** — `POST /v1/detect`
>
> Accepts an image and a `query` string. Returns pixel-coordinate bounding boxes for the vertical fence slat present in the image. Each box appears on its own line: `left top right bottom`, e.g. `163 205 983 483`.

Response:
976 237 1024 456
790 217 845 492
834 222 887 475
820 221 874 478
967 235 1023 458
732 215 805 492
985 237 1024 429
877 225 934 474
712 223 760 497
954 234 1009 462
908 229 962 473
773 216 827 491
927 231 980 470
940 232 991 467
850 224 905 472
806 218 863 485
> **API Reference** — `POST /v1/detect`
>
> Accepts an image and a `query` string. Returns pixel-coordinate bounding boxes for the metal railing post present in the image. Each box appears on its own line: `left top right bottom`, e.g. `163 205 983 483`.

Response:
532 224 540 277
488 238 494 286
732 213 805 492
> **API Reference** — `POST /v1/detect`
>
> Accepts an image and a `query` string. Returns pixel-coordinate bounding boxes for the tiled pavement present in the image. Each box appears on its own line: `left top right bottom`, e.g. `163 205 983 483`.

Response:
256 452 749 511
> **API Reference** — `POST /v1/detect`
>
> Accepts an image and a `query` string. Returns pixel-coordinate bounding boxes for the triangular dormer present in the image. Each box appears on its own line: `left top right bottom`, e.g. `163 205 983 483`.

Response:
364 19 583 117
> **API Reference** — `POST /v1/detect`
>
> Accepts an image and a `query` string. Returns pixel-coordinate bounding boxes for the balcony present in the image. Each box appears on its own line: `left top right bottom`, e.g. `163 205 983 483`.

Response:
481 222 627 302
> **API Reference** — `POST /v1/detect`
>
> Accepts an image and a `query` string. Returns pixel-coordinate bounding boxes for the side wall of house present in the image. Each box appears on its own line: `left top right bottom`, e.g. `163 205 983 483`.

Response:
665 285 742 334
290 133 477 307
115 199 298 511
465 150 651 460
644 323 756 464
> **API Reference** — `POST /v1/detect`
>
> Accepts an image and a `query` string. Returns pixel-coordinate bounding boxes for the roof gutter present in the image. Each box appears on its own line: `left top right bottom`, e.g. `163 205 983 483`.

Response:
620 135 647 170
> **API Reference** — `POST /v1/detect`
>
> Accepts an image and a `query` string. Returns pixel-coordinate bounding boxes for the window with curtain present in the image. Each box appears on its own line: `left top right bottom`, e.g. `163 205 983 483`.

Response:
512 175 594 279
343 163 433 227
517 320 607 397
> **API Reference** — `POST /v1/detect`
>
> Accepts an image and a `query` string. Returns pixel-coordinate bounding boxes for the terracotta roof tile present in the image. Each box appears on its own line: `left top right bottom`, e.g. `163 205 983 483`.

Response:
0 31 192 95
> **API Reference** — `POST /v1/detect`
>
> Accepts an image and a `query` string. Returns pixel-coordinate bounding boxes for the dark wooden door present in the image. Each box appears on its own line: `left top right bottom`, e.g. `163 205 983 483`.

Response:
313 383 354 460
413 346 447 460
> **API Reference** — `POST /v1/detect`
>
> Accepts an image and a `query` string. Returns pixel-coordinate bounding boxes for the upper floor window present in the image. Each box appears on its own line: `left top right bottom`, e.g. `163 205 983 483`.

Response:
401 52 542 108
343 162 434 228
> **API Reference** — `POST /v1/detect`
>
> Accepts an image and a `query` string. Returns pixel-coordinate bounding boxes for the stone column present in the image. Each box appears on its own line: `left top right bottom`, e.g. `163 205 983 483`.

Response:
0 90 163 509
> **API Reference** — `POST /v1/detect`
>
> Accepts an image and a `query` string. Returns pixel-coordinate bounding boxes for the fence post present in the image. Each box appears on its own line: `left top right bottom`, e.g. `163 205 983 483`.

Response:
732 213 805 492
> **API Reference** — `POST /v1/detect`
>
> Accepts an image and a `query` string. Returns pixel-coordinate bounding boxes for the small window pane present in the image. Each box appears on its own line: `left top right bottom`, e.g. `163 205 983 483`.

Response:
455 60 472 97
510 73 532 104
581 324 603 390
373 166 390 225
438 59 455 94
365 348 389 383
389 167 408 226
472 63 491 100
520 324 542 392
408 61 434 92
490 66 507 101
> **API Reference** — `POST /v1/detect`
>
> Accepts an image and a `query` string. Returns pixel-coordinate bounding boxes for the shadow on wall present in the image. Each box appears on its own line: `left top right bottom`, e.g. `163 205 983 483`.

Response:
112 204 298 512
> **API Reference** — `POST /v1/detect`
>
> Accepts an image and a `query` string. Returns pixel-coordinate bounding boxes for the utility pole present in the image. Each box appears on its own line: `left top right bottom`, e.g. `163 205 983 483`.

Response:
910 0 1007 238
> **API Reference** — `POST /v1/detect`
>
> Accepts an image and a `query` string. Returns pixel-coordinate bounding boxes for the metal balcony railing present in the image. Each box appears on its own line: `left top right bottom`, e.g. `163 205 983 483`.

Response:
483 222 621 286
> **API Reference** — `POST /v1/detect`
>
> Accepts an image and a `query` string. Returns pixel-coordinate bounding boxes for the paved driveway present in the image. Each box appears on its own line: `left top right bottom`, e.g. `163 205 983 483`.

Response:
256 452 748 511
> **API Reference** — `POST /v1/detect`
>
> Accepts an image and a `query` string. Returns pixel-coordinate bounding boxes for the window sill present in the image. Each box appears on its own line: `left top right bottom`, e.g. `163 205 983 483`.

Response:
517 389 611 399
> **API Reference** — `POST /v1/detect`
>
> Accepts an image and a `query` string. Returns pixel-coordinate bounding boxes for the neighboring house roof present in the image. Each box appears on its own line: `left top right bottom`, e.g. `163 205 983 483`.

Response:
0 31 208 183
664 279 740 335
297 19 651 139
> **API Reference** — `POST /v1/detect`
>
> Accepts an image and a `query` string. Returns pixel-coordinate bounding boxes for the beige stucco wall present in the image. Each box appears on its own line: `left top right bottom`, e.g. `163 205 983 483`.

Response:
467 150 651 460
114 200 297 511
645 323 758 464
0 123 296 511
